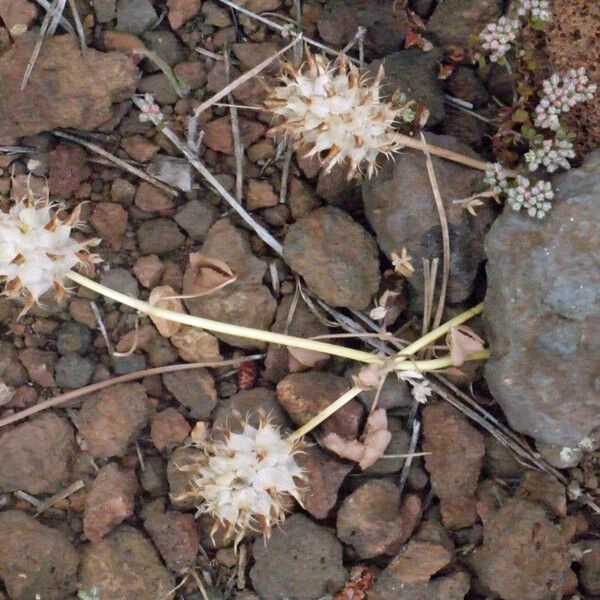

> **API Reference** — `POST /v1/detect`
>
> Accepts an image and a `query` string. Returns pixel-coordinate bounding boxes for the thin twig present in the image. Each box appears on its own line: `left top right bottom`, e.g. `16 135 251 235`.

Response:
0 356 263 429
67 0 86 50
421 133 449 334
278 145 294 204
53 130 178 197
225 49 244 202
398 416 421 497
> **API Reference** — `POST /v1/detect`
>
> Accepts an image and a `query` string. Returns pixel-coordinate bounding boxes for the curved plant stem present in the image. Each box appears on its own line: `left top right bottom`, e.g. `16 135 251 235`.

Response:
0 356 264 429
65 271 381 364
287 349 490 441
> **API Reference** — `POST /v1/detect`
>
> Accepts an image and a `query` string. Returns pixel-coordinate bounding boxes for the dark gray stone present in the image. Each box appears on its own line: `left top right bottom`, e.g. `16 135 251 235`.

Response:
56 321 92 355
174 199 219 240
484 151 600 447
138 219 185 255
55 354 95 388
116 0 157 34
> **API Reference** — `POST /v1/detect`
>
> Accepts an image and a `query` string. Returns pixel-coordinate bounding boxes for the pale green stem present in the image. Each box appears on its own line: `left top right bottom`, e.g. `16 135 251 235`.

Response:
65 271 380 364
287 349 490 441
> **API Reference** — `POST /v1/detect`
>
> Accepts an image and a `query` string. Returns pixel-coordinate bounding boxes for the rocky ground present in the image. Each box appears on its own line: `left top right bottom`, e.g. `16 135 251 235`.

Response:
0 0 599 599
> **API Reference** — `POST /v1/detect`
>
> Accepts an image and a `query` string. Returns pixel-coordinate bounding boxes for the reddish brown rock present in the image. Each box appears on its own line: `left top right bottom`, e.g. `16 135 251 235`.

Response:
203 116 266 155
170 327 222 363
0 413 74 494
144 510 200 571
48 142 90 196
370 571 470 600
151 408 191 451
121 135 160 163
299 445 352 519
575 540 600 596
135 181 175 212
167 446 203 509
245 178 279 211
18 348 56 387
103 31 146 59
133 254 164 288
80 526 174 600
91 202 128 250
78 383 150 458
277 372 363 439
423 402 485 529
167 0 201 29
337 479 419 558
0 33 139 138
0 0 37 36
516 471 567 519
470 498 570 600
84 463 138 542
0 511 79 599
232 42 280 72
162 369 218 419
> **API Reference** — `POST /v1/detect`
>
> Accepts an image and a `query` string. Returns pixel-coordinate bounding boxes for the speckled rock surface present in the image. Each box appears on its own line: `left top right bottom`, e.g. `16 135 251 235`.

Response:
484 151 600 447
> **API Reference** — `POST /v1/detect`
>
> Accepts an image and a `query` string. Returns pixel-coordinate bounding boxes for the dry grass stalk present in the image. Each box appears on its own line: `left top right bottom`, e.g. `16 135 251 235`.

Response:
225 49 244 202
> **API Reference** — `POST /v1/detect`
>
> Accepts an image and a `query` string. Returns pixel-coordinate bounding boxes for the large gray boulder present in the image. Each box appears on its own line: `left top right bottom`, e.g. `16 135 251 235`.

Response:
484 151 600 448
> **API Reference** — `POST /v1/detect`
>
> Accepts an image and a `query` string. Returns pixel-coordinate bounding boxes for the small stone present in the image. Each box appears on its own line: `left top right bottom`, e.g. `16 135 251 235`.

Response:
277 372 363 439
69 297 98 328
233 42 280 72
167 446 203 509
0 414 74 494
337 479 408 558
577 540 600 596
446 67 489 109
84 463 138 542
103 31 146 58
245 178 279 210
247 139 275 163
138 73 178 104
140 455 168 497
116 0 158 34
121 135 160 162
93 0 116 22
18 348 56 387
250 513 347 600
112 353 147 375
370 570 470 600
288 177 320 220
144 510 200 570
174 200 219 240
170 327 223 363
55 353 95 388
78 383 150 458
138 218 185 255
0 341 26 386
163 369 218 419
173 61 207 90
111 177 136 205
91 202 128 250
203 116 266 155
0 511 78 599
100 268 140 301
0 0 37 36
133 254 164 288
167 0 201 29
202 1 231 26
470 498 570 600
0 33 138 139
80 526 175 600
423 402 484 529
283 207 381 310
56 321 92 355
134 181 175 212
515 471 567 519
299 444 353 519
151 408 191 451
48 142 90 196
141 30 184 67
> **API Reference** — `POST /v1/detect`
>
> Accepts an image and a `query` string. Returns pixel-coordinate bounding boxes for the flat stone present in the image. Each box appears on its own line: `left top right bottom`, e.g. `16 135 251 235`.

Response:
0 33 138 138
174 199 219 240
283 207 381 310
138 218 185 255
170 327 223 363
56 321 92 355
484 151 600 447
116 0 158 34
100 268 140 301
0 414 74 494
0 0 37 35
250 513 347 600
0 511 79 599
133 254 164 287
55 353 95 388
134 181 175 212
91 202 128 250
167 0 201 29
162 369 218 419
151 408 191 451
370 571 470 600
18 348 56 387
80 526 174 600
48 142 90 196
93 0 116 22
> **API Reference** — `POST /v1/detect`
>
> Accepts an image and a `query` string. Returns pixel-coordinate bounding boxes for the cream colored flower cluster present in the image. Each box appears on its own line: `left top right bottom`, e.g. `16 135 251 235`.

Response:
266 50 414 179
179 417 305 548
0 198 100 315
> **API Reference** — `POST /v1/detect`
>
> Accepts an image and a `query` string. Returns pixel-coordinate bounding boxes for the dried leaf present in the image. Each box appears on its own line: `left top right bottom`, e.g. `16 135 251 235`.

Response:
438 63 455 80
288 347 329 372
186 253 236 296
404 29 433 51
148 285 185 338
448 325 485 366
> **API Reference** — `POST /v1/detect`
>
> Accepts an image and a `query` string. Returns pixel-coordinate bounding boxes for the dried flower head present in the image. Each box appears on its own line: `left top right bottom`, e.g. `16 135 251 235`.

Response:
534 68 597 130
176 416 306 548
479 16 520 62
0 196 100 315
266 49 414 179
524 137 575 172
517 0 552 22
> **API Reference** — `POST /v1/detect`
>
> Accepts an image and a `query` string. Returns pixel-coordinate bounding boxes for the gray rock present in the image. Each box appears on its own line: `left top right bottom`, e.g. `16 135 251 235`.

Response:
484 152 600 447
0 340 27 386
56 321 92 355
363 133 490 306
0 511 79 600
100 267 140 301
427 0 502 47
141 30 184 70
111 177 136 205
162 369 218 419
112 353 147 375
250 513 347 600
116 0 157 34
55 353 95 388
93 0 116 22
372 49 446 127
283 207 381 310
137 73 179 104
174 199 219 240
138 218 185 255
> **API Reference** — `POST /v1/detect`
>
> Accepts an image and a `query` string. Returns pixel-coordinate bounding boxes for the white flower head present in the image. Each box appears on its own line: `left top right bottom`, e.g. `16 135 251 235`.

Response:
524 137 575 173
506 175 553 218
0 196 101 316
134 93 164 125
517 0 552 22
397 370 433 404
479 16 521 62
266 48 414 180
484 162 510 194
176 415 306 548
